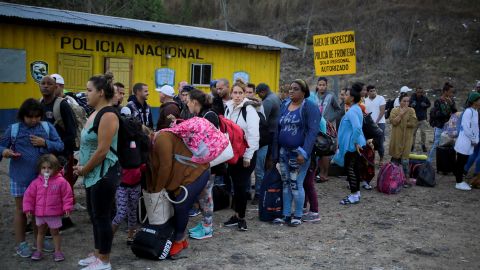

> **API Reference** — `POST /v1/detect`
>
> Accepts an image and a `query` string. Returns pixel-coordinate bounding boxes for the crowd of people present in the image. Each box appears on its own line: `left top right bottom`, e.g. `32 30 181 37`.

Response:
1 71 479 269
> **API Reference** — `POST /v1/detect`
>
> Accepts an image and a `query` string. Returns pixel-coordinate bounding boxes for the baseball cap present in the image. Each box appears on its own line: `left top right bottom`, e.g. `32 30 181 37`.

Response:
400 86 412 93
156 85 175 97
51 74 65 85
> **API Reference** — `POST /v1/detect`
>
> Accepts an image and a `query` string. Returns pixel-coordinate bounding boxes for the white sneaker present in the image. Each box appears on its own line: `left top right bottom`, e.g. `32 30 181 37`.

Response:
81 258 111 270
455 182 472 191
75 202 87 211
78 253 97 266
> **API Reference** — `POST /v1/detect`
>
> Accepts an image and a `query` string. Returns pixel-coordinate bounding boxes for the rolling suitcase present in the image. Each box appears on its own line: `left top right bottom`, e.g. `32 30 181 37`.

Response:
435 145 455 174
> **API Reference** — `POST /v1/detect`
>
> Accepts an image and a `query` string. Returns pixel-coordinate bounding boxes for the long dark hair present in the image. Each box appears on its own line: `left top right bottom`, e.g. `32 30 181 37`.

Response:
17 98 44 122
89 72 115 100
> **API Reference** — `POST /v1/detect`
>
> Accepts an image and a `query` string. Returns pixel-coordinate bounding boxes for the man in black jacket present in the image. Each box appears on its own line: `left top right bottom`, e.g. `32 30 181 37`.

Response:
410 87 431 152
126 83 154 130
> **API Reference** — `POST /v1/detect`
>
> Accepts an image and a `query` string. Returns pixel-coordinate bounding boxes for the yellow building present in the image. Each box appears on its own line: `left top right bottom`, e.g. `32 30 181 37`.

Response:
0 2 296 130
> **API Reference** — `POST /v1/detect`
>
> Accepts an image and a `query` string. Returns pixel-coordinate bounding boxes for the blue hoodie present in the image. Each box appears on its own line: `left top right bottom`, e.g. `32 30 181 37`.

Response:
333 104 366 167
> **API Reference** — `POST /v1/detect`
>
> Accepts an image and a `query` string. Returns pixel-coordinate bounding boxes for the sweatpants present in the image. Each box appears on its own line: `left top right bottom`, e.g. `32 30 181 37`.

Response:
227 153 257 219
303 159 319 213
173 170 210 241
112 184 141 229
455 153 469 183
86 163 120 254
344 151 361 193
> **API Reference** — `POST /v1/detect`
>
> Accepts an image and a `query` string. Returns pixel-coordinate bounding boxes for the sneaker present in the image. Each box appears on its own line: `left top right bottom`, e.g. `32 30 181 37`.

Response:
237 219 248 231
190 225 213 239
78 253 97 266
59 217 75 231
75 202 87 211
455 181 472 191
53 251 65 262
188 222 203 234
169 240 188 256
361 181 372 190
33 239 54 253
31 251 43 261
273 217 286 224
80 258 111 270
25 222 33 235
223 216 240 227
288 217 302 227
188 208 201 217
302 212 321 222
16 241 32 258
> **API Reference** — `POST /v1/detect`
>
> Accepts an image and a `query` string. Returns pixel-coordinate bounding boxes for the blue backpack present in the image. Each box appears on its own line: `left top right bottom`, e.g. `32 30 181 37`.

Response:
11 122 50 142
258 168 283 222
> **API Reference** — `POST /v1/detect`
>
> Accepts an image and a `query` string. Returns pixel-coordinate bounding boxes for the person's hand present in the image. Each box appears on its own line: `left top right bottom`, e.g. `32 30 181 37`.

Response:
167 114 177 122
355 144 362 155
73 165 84 176
421 102 427 107
30 135 46 147
243 159 251 168
26 212 32 219
64 211 70 217
296 154 305 165
2 148 15 158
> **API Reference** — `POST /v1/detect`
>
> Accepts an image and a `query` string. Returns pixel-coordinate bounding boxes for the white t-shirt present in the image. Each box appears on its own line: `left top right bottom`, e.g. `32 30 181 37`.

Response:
365 95 386 124
393 97 400 107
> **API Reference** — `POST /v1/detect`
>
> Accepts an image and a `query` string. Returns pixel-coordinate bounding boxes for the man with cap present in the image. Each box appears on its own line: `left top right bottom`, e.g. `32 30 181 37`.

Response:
394 86 412 107
156 85 181 130
126 82 154 130
51 73 80 106
175 82 194 119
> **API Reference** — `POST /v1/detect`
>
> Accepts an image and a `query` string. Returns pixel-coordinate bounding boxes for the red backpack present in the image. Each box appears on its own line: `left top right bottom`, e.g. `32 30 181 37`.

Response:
218 115 248 164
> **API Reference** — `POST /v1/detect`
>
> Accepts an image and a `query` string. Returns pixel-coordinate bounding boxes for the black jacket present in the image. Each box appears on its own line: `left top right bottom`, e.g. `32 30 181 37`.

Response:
410 94 431 121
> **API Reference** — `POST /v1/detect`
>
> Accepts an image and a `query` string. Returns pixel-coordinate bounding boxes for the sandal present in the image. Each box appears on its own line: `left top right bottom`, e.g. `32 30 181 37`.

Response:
340 196 359 205
316 175 329 183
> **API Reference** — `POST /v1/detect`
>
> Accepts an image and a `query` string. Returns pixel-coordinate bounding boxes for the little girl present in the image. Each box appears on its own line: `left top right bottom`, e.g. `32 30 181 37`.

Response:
0 98 63 258
23 154 73 261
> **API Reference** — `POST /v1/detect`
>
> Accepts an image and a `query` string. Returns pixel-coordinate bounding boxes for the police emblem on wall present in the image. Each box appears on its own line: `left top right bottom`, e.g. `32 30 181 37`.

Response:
30 61 48 82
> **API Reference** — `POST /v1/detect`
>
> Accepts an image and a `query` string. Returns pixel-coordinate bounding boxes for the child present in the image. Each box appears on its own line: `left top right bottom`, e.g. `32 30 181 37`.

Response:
23 154 73 261
0 98 64 258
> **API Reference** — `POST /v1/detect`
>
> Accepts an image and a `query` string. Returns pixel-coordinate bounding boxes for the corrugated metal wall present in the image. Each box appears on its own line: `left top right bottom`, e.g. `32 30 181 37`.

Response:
0 23 281 110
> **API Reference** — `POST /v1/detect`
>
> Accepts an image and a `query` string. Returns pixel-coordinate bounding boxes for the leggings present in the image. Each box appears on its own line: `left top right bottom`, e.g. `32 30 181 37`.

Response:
86 163 120 254
303 159 319 213
198 175 215 226
344 151 361 193
227 154 257 219
173 170 210 241
455 153 469 183
112 184 141 229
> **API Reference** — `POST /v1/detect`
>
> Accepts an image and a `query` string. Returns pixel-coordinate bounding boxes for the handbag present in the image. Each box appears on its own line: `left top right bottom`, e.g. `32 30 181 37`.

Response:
140 186 189 225
313 132 337 157
210 135 234 167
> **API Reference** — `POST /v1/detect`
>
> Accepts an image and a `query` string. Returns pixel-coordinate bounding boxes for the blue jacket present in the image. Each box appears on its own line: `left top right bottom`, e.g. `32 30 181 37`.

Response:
272 99 320 160
0 122 64 186
333 104 366 167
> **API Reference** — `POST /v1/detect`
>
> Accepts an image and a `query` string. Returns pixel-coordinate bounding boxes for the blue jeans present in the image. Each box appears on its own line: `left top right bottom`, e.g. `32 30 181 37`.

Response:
465 144 480 174
427 127 443 162
279 148 310 218
254 145 268 196
377 123 386 158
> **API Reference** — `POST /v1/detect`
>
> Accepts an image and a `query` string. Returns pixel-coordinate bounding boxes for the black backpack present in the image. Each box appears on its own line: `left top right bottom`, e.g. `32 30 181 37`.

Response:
258 168 283 222
131 219 174 260
363 112 384 140
90 106 150 169
241 106 271 147
384 99 395 119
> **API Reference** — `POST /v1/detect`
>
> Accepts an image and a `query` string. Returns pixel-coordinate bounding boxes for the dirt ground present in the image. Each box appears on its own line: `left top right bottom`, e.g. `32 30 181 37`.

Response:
1 128 480 270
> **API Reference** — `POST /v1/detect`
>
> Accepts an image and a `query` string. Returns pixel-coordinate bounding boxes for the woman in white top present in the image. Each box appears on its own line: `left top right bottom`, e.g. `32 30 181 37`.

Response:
223 79 260 231
454 92 480 191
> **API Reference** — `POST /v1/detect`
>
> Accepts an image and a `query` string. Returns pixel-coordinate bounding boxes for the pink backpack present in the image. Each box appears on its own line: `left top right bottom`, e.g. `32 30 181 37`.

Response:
377 162 405 194
163 117 229 164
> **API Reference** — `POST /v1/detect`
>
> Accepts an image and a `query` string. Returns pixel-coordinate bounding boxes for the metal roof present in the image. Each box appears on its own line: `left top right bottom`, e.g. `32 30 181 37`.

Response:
0 2 298 50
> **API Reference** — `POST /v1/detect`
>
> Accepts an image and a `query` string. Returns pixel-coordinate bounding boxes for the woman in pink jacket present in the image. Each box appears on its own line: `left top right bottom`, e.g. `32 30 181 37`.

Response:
23 154 73 262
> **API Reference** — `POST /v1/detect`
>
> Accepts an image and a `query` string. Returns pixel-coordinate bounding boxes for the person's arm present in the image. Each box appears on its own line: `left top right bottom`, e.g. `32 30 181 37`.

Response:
59 101 77 155
44 122 64 153
76 112 119 176
0 125 13 161
22 181 36 214
377 104 386 123
243 105 260 162
406 108 418 128
389 108 403 126
423 97 431 109
350 107 363 146
61 179 74 214
263 99 273 121
299 102 320 159
462 109 476 143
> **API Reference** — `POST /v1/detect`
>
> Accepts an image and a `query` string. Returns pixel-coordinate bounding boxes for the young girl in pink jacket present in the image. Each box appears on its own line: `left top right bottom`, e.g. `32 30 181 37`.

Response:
23 154 73 262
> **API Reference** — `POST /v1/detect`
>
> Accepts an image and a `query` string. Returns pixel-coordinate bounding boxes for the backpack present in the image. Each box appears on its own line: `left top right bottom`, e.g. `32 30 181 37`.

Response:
443 111 463 139
218 115 248 165
258 167 283 222
416 163 436 187
376 162 405 194
384 99 395 119
91 106 150 169
48 97 86 150
131 218 174 260
363 112 383 140
240 106 270 147
213 184 230 212
312 132 336 157
65 92 94 116
163 117 229 164
11 122 50 141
